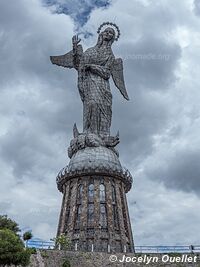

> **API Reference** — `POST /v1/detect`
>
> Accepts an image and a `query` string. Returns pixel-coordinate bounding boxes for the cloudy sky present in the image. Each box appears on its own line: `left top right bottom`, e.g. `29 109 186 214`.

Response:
0 0 200 246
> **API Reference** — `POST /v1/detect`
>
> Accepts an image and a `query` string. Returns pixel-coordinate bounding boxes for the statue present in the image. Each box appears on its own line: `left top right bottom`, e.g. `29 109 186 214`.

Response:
50 22 129 157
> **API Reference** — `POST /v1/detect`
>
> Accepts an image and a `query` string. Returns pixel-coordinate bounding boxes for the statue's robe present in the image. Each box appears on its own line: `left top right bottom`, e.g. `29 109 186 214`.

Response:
50 44 129 137
78 46 114 136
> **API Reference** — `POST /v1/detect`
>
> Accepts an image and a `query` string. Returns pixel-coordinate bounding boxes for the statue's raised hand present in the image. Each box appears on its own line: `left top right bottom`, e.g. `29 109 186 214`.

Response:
72 35 81 48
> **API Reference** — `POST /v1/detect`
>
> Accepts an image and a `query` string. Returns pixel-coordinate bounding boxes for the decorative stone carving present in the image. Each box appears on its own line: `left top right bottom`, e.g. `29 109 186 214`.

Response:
68 124 120 158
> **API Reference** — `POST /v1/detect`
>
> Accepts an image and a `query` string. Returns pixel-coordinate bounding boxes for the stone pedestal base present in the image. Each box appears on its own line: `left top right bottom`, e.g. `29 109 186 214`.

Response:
56 146 134 253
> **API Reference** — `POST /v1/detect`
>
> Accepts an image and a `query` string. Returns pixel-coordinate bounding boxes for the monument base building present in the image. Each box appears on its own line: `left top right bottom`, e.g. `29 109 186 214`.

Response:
51 21 135 253
56 144 134 253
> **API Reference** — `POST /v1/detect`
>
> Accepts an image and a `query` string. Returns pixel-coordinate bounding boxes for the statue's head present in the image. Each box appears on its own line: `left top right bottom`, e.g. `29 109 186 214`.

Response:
102 27 115 42
96 22 120 47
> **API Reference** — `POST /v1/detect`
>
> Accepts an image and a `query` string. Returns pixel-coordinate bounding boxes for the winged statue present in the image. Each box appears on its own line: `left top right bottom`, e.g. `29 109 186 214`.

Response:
50 22 129 139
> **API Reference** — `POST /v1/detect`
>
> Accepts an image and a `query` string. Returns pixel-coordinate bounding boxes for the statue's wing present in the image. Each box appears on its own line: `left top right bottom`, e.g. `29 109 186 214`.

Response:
111 58 129 100
50 44 83 69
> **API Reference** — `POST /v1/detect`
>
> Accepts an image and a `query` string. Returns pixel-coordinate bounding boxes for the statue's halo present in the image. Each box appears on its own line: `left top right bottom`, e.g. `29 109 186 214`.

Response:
97 22 120 41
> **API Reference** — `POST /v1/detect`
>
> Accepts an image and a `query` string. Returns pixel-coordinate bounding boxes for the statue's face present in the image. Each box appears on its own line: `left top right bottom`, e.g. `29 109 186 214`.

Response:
102 27 115 42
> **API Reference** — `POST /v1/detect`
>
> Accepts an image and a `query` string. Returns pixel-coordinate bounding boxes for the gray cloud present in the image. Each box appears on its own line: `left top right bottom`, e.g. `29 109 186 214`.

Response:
146 148 200 194
120 37 181 91
194 0 200 16
112 90 169 167
43 0 111 26
127 172 200 245
110 37 181 166
0 0 200 246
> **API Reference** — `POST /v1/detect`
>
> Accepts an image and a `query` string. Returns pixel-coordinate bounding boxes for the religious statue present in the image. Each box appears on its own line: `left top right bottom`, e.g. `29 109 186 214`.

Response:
50 22 129 158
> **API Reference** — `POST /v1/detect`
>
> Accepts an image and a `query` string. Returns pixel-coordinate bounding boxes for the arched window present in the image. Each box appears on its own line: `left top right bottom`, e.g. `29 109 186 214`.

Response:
66 208 71 226
65 182 72 226
113 204 119 230
100 183 106 202
88 182 94 202
75 205 82 227
112 184 116 203
100 204 107 228
74 181 83 229
88 203 94 225
77 184 83 202
119 187 129 237
111 182 119 229
68 183 73 200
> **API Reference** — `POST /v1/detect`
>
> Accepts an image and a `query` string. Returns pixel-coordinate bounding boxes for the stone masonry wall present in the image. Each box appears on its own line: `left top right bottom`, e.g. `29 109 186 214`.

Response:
26 250 200 267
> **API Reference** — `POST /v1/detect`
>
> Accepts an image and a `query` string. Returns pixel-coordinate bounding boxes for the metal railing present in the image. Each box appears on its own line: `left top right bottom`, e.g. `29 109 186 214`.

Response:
134 245 200 253
27 240 200 253
27 240 55 249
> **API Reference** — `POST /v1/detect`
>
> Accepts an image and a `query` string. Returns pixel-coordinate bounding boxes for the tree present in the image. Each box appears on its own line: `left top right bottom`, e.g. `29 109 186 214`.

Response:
51 234 71 250
0 215 20 234
23 231 33 247
0 229 31 266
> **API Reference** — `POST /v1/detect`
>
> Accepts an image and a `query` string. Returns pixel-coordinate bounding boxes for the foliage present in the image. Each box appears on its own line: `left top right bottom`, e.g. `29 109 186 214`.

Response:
23 231 33 248
27 247 37 254
23 231 33 241
40 249 49 258
0 214 20 234
51 234 71 250
62 258 71 267
0 229 31 266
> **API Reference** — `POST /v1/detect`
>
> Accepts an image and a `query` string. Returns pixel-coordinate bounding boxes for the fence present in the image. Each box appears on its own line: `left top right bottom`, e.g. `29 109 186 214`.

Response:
27 240 55 249
27 240 200 253
134 245 200 253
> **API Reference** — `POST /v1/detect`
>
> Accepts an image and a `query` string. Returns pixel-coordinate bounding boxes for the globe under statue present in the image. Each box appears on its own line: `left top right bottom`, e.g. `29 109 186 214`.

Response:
50 22 134 253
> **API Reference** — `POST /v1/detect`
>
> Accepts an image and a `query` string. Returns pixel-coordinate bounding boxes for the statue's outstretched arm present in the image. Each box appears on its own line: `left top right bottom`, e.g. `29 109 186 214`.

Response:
50 35 83 70
72 35 82 70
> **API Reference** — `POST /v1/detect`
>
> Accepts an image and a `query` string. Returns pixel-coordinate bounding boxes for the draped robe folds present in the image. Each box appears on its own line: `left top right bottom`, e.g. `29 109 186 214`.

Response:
78 46 115 137
50 40 129 138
